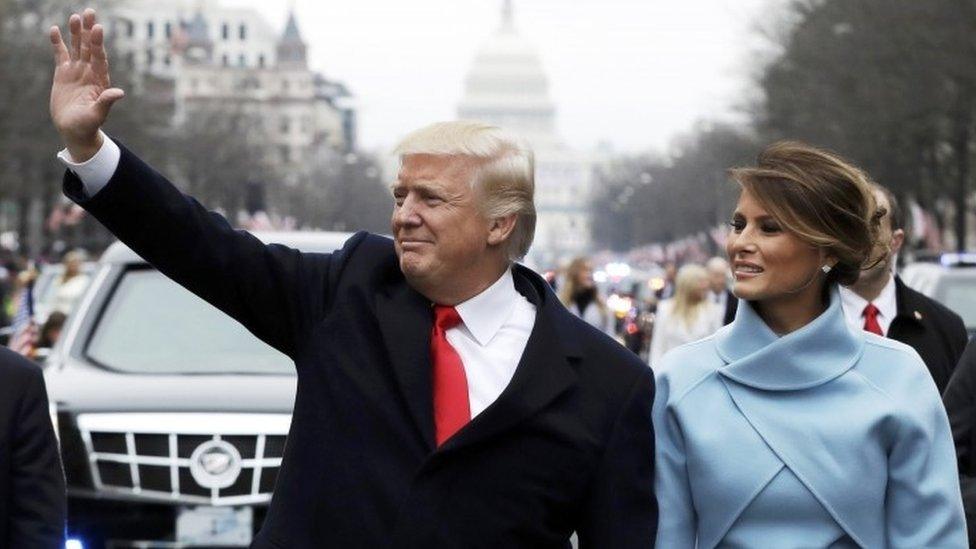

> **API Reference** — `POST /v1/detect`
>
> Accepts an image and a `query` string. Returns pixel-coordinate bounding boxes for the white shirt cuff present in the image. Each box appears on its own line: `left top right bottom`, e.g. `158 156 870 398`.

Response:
56 131 121 197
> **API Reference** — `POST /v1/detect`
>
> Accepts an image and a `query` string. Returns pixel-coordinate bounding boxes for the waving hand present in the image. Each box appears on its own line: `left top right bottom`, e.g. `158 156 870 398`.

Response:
49 9 124 161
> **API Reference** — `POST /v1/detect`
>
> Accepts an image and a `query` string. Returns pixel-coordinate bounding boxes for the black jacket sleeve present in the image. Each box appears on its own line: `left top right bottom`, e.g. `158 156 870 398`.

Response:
63 142 366 359
576 367 657 548
6 353 66 548
944 341 976 542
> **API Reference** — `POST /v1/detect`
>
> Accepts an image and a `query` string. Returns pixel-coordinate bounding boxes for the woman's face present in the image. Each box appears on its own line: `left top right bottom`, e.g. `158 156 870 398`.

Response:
575 262 594 289
725 189 825 302
693 278 709 301
65 257 81 276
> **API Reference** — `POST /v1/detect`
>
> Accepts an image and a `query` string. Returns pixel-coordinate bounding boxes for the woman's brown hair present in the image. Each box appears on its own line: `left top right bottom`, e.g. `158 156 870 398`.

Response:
729 141 887 286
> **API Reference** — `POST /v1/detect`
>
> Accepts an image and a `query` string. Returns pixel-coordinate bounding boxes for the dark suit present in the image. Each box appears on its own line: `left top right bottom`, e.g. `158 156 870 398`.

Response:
887 276 968 393
64 144 657 548
0 347 66 548
943 342 976 543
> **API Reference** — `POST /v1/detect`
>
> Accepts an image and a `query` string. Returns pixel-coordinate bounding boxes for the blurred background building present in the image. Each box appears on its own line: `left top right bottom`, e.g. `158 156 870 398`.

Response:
108 0 356 167
457 0 599 268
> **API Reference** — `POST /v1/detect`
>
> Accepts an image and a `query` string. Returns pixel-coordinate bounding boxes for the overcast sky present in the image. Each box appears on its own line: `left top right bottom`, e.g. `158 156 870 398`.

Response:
224 0 783 154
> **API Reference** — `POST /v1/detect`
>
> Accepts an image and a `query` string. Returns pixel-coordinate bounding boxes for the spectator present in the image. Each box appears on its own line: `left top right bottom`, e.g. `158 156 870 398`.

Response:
655 261 677 300
839 184 967 392
559 257 612 334
649 263 720 365
50 249 89 315
37 311 67 351
706 256 737 325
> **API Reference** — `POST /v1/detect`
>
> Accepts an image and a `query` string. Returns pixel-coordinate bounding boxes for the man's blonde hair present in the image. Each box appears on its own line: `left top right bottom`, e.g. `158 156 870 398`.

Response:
394 120 536 261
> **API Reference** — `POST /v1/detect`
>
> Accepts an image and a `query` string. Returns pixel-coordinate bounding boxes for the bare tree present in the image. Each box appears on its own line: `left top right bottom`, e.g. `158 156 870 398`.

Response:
756 0 976 249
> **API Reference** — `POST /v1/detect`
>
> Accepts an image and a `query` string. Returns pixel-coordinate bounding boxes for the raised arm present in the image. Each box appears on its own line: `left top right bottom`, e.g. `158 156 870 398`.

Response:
48 10 360 358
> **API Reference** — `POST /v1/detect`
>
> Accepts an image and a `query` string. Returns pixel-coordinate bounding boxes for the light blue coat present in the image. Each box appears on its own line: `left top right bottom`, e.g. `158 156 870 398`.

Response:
653 287 967 548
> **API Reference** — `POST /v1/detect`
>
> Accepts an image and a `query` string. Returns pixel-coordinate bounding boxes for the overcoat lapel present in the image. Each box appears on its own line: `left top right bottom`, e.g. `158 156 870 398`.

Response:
440 267 580 454
375 266 580 455
375 279 436 451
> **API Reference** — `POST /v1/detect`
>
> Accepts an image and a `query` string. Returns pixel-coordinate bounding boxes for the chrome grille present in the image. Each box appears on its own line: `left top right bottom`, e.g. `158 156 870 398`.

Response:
77 413 288 505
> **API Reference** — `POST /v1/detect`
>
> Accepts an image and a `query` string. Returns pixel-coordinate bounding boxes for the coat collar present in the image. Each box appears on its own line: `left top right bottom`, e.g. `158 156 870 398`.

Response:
715 286 865 391
376 262 580 454
439 264 580 454
454 269 518 346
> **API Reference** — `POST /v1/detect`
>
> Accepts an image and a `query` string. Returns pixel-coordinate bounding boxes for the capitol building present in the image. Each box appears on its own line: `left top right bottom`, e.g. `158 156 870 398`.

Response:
457 1 596 268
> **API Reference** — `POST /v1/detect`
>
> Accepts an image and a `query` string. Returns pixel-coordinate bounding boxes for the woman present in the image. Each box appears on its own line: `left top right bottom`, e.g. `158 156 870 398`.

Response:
50 249 89 315
649 263 720 365
559 257 612 334
653 142 966 547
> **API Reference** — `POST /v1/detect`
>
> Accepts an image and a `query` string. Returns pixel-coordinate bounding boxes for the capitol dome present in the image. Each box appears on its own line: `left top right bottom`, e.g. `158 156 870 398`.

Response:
457 1 557 145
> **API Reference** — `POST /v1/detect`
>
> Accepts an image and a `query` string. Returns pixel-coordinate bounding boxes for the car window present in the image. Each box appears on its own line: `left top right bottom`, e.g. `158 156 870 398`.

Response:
934 275 976 331
86 268 292 374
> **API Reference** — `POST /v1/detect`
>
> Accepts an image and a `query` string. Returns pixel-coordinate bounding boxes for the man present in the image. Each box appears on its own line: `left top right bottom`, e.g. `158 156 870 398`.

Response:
705 256 736 325
0 347 66 547
654 261 676 300
47 10 656 548
839 184 967 392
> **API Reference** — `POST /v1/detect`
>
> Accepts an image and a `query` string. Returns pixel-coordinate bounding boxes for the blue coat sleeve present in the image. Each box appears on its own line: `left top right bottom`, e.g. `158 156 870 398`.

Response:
652 365 697 547
885 367 968 547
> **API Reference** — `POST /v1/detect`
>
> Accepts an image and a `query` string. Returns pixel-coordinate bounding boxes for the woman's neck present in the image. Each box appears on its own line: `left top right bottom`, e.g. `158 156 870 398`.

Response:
754 285 828 335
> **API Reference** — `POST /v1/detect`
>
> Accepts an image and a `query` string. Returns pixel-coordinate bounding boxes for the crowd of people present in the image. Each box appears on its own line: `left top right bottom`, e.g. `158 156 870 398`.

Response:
0 248 90 359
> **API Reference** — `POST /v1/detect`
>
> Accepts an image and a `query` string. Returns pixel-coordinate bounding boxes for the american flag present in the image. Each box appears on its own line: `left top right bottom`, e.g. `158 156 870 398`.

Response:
7 281 36 356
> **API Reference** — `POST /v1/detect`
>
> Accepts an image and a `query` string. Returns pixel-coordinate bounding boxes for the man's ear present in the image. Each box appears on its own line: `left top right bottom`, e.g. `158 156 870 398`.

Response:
487 214 518 247
891 228 905 257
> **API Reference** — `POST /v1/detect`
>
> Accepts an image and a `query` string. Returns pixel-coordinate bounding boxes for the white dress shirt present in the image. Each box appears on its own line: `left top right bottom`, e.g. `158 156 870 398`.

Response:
56 131 120 194
451 270 536 417
839 276 898 336
58 133 536 419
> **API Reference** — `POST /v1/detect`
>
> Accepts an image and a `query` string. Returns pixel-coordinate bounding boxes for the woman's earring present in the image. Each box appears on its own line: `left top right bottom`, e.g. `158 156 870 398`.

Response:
821 264 832 274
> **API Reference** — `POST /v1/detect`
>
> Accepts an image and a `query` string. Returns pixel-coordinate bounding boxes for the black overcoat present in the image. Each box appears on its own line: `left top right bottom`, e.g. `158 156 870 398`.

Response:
888 276 967 393
0 347 65 548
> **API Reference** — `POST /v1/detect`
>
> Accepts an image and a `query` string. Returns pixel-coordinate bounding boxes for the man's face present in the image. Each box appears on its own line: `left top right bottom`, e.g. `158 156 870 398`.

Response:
576 262 595 289
391 154 493 288
707 266 727 293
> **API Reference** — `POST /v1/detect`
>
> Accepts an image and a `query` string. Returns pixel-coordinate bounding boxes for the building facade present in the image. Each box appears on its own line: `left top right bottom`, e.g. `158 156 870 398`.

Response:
108 0 355 171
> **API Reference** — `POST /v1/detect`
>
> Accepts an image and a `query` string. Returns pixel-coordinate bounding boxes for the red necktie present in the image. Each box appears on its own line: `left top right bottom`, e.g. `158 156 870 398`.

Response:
862 303 883 336
431 305 470 446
